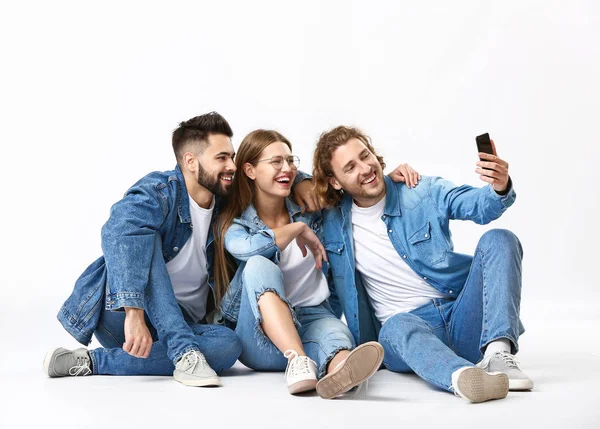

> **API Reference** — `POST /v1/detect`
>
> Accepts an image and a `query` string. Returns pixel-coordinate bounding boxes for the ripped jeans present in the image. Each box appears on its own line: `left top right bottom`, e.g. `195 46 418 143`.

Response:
232 256 355 378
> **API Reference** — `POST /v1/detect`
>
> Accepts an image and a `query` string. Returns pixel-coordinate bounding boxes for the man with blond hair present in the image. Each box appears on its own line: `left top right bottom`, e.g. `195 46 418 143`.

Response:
312 126 532 403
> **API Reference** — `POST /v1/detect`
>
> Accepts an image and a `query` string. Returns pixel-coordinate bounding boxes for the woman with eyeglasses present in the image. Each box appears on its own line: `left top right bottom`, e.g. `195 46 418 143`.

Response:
214 129 384 398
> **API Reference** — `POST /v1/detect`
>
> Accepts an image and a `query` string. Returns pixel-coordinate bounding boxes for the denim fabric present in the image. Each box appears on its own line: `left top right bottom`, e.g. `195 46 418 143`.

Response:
230 255 354 378
378 229 524 391
219 198 329 323
57 165 221 345
58 166 312 345
322 175 517 344
90 304 241 375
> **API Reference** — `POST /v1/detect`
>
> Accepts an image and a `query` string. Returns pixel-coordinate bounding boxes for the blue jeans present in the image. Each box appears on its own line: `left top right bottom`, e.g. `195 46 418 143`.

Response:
233 256 355 378
90 305 241 375
88 232 241 375
378 229 525 392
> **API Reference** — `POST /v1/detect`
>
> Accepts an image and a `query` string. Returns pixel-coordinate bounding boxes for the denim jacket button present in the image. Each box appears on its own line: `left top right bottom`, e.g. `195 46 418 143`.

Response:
403 255 407 259
424 234 429 238
173 247 179 252
449 290 453 294
388 229 393 233
423 276 427 280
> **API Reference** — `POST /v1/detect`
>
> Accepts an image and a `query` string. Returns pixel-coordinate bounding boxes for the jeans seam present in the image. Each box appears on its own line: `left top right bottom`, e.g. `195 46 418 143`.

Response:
89 349 99 375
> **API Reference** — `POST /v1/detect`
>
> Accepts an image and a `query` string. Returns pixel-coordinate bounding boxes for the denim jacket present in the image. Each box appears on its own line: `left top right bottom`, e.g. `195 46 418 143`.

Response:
322 175 516 345
58 166 222 345
58 167 310 345
219 198 329 323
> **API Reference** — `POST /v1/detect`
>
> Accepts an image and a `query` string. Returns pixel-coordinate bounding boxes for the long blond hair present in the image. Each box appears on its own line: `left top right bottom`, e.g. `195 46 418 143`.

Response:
214 129 293 304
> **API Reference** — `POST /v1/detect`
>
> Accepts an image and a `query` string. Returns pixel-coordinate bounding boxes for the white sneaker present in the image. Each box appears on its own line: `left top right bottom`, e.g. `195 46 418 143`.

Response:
173 350 221 387
477 351 534 390
284 350 318 394
451 367 509 403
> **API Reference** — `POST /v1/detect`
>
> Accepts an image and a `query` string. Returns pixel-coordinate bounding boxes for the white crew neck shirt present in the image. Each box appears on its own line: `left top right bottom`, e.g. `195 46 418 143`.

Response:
166 195 214 323
351 195 446 324
278 238 330 308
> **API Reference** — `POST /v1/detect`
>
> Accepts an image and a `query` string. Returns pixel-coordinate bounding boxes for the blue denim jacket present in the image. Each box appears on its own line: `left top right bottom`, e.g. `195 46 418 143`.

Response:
322 175 516 345
58 166 221 345
219 198 329 323
58 167 310 345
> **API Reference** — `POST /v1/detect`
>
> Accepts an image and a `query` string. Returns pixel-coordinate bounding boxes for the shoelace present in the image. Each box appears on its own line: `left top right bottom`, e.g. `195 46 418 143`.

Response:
496 351 520 369
69 356 92 376
183 351 208 373
283 350 312 376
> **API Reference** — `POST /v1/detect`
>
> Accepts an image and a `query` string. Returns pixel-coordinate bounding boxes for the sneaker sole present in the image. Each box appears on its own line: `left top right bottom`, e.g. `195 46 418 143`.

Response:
316 342 384 399
174 371 221 387
288 378 318 394
509 378 534 391
43 348 60 377
455 368 509 403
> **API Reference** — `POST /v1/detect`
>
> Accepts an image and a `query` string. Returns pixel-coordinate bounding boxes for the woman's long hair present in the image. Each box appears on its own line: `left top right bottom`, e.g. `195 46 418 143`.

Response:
213 129 293 304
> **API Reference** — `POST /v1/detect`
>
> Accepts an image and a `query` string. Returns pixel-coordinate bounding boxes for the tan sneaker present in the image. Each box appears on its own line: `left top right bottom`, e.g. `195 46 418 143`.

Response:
316 341 384 399
451 367 509 403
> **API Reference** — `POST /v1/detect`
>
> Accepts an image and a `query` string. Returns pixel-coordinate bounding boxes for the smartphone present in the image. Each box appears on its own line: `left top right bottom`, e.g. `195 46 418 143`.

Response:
475 133 494 160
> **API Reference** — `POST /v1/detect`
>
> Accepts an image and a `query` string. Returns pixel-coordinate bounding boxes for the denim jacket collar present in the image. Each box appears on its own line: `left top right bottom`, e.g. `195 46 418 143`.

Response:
239 197 303 228
174 165 192 224
382 175 402 217
339 175 402 220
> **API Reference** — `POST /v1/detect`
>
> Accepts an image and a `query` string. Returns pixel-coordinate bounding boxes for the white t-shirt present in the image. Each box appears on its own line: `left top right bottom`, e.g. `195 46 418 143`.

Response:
351 196 446 324
166 196 213 323
279 238 330 308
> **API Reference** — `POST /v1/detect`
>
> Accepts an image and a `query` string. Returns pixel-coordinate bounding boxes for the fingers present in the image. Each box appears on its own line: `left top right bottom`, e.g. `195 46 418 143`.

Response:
296 239 308 257
391 170 406 182
390 164 420 188
129 341 141 358
123 333 152 358
304 193 320 212
478 152 508 167
293 194 306 213
490 139 498 156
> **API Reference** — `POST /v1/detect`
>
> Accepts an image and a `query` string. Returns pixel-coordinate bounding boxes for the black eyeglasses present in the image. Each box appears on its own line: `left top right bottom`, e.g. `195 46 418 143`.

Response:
256 155 300 170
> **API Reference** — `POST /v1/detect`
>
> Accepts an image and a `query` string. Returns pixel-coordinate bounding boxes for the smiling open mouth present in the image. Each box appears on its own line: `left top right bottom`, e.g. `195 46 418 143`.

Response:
362 172 376 184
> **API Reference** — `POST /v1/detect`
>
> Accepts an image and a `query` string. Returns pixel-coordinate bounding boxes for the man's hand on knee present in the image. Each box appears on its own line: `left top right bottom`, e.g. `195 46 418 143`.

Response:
123 307 153 358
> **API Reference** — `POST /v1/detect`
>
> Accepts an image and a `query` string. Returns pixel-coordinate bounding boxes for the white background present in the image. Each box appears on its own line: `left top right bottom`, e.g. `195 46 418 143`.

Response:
1 1 599 428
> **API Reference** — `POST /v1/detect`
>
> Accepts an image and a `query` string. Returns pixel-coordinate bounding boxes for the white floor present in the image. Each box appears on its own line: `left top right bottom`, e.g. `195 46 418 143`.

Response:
2 308 599 429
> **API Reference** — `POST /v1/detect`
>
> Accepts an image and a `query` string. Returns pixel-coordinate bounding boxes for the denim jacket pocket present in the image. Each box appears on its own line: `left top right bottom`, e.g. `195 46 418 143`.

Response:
324 241 345 277
409 221 446 265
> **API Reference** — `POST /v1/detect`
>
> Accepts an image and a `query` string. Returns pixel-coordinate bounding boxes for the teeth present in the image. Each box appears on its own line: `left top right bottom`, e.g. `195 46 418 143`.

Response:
222 176 232 181
276 177 290 183
362 173 376 184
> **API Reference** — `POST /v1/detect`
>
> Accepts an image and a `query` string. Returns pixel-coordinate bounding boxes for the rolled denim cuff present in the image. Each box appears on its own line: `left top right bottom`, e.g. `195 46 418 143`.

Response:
256 229 282 263
490 177 516 208
105 292 145 311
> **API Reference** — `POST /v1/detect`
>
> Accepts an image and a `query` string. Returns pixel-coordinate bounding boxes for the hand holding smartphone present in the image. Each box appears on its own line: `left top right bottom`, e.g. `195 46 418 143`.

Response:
474 133 510 193
476 133 494 160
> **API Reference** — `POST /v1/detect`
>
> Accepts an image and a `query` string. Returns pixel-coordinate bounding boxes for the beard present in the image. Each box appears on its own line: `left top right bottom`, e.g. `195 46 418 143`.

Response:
196 165 230 197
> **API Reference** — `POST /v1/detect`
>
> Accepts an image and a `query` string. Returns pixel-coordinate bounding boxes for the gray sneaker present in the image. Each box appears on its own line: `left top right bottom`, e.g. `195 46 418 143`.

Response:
173 350 221 387
44 347 92 377
451 367 509 403
476 351 533 391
